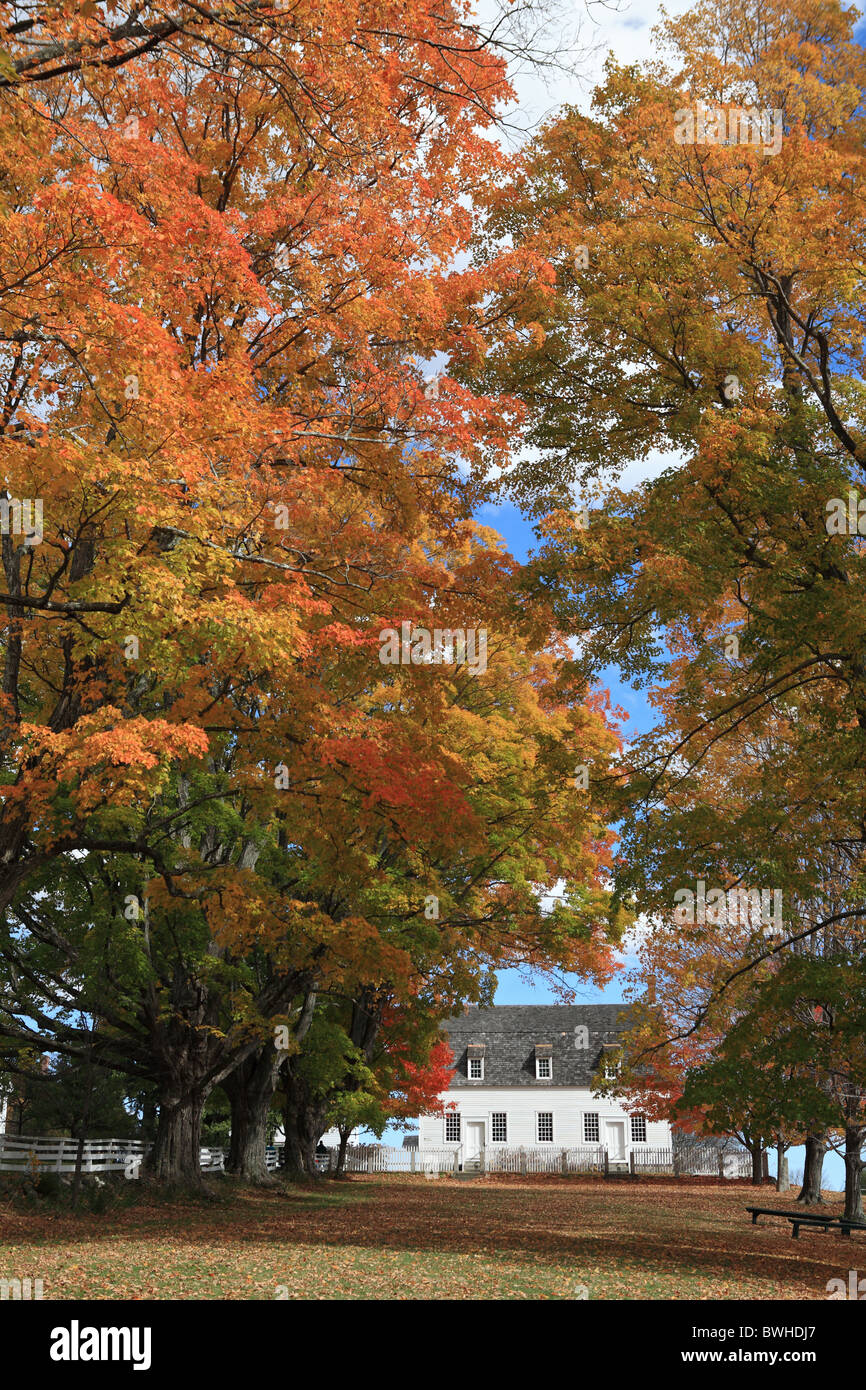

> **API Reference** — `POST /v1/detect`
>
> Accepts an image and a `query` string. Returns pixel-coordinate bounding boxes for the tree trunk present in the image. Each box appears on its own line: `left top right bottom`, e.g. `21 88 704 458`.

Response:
280 1060 328 1177
334 1125 351 1177
279 991 379 1179
797 1133 826 1204
748 1137 764 1185
775 1140 789 1193
70 1045 96 1212
281 1124 312 1178
140 965 231 1186
843 1127 865 1225
281 1094 326 1176
223 1046 280 1184
141 1097 158 1145
147 1089 208 1185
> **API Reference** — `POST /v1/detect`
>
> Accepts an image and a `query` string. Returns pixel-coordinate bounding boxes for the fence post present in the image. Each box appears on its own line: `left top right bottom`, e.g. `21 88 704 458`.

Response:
410 1148 415 1174
453 1149 460 1176
561 1147 568 1175
604 1146 609 1177
480 1145 485 1175
718 1151 725 1180
520 1147 527 1177
629 1149 635 1179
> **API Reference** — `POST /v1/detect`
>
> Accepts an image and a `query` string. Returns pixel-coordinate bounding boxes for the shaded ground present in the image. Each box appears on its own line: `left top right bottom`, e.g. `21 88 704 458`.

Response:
0 1176 857 1299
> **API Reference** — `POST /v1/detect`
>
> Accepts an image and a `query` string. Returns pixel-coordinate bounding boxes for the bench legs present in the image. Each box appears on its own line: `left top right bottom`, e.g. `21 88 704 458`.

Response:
791 1220 840 1239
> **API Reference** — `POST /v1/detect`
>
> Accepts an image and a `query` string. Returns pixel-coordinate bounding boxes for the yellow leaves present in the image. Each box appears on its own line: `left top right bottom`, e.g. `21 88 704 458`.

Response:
0 47 18 84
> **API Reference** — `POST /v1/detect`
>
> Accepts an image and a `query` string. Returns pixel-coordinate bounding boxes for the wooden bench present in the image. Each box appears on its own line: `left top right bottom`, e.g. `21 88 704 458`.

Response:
787 1214 866 1240
746 1204 866 1239
787 1212 845 1239
746 1206 831 1227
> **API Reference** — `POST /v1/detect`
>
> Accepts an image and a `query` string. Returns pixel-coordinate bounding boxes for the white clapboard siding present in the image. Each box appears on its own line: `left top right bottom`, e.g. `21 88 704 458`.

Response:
417 1086 672 1153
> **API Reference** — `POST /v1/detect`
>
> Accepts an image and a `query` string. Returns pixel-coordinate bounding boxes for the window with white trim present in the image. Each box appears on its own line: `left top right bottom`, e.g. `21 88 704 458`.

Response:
537 1112 554 1143
584 1112 599 1143
445 1112 461 1143
467 1042 485 1081
535 1044 553 1080
491 1113 507 1143
630 1114 647 1144
602 1049 622 1080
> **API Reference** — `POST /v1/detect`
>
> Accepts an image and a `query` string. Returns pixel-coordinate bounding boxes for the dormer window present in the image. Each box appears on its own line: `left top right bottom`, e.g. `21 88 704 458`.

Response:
467 1043 485 1080
535 1043 552 1080
602 1043 622 1080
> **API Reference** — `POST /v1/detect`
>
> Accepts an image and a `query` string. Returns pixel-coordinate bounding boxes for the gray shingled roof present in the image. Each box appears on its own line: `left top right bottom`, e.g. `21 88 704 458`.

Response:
442 1004 633 1088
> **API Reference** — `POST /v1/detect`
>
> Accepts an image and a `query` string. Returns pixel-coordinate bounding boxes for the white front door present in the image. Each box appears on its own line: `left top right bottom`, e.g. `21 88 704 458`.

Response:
605 1120 626 1162
465 1121 485 1161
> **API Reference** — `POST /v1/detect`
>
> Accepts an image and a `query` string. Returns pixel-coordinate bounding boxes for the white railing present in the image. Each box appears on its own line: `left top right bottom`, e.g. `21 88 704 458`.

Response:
0 1135 148 1176
0 1134 234 1178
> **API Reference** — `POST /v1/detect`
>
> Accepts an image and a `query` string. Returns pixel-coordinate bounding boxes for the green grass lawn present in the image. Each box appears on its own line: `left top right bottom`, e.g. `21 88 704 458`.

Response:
0 1175 855 1299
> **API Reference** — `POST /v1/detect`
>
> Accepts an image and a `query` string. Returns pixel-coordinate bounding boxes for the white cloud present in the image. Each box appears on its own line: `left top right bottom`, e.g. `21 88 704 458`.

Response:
477 0 694 144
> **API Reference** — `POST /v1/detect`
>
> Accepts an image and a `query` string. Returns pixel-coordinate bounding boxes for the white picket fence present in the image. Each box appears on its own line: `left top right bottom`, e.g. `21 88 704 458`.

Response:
478 1145 604 1174
335 1144 605 1175
339 1145 456 1174
0 1134 754 1180
324 1142 751 1177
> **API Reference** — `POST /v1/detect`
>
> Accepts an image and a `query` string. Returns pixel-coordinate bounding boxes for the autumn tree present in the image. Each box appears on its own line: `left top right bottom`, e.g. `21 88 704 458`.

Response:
456 0 866 1203
0 0 566 1184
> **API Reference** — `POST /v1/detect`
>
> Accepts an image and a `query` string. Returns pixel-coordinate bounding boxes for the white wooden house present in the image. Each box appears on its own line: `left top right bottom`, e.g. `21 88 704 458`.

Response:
417 1004 671 1170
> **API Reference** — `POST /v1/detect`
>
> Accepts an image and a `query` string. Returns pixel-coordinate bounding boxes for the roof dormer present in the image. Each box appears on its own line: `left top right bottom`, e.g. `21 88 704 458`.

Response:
467 1042 485 1080
535 1042 552 1080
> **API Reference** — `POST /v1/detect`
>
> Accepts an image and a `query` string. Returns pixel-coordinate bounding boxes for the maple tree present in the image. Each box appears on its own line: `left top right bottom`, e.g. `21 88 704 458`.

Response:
0 564 624 1181
0 0 629 1185
457 0 866 1205
0 0 527 919
467 0 866 914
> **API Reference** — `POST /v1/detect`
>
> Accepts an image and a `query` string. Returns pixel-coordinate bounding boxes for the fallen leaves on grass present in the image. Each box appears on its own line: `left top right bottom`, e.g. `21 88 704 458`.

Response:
0 1178 851 1300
